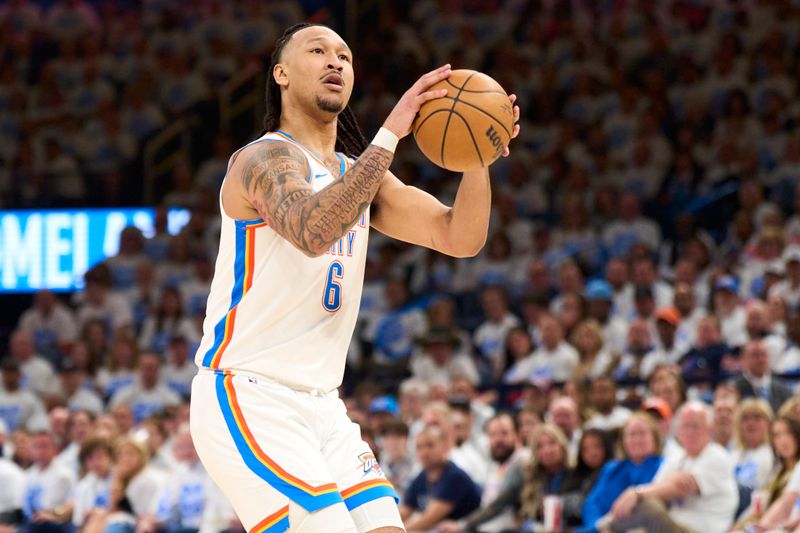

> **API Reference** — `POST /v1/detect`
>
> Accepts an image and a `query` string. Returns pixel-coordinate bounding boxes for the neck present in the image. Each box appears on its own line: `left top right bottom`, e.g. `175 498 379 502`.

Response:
426 463 446 480
278 103 339 157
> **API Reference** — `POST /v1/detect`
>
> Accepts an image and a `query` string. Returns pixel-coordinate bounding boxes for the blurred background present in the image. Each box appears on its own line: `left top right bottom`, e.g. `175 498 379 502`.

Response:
3 1 800 532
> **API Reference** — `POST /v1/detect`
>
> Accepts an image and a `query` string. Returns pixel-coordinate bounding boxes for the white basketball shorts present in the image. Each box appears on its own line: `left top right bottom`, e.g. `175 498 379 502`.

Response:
190 369 400 532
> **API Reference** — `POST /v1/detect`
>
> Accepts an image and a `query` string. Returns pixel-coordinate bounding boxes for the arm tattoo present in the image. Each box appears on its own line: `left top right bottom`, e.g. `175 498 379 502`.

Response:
240 140 393 256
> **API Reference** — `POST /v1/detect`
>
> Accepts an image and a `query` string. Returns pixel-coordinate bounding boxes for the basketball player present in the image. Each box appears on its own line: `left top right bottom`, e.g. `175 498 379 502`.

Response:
189 23 519 533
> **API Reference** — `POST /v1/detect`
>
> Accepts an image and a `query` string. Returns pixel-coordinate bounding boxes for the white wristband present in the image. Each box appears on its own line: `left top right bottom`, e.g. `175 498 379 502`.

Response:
371 127 399 153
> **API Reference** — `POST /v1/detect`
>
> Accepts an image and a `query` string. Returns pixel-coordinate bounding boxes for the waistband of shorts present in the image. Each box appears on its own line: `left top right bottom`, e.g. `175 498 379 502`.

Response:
197 367 335 397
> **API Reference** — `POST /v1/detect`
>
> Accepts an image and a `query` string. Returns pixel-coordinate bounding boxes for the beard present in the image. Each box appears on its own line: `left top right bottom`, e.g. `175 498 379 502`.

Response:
316 95 343 113
490 443 515 464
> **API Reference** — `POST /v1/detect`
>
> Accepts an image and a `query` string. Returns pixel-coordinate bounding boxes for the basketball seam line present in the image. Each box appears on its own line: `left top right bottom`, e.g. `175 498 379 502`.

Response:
445 96 512 138
444 77 507 95
440 72 476 168
451 109 485 168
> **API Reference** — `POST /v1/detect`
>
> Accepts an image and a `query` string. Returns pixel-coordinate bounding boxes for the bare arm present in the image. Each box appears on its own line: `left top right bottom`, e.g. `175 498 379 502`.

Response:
404 500 455 532
757 490 799 530
240 140 393 257
238 64 454 257
371 95 520 258
371 168 490 257
611 472 697 520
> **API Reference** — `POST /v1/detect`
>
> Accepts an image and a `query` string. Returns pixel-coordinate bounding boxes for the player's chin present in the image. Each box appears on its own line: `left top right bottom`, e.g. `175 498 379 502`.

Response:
315 94 345 114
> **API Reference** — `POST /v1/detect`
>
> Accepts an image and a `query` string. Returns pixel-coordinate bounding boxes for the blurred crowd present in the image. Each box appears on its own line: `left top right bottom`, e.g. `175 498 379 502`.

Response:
5 0 800 532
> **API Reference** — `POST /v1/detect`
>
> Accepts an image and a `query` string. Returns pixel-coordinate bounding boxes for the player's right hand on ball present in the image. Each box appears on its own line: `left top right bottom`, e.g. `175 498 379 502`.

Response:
383 64 451 138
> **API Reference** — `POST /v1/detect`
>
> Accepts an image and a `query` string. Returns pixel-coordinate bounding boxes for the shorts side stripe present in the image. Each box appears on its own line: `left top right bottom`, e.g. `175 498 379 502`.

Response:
215 373 343 511
249 505 290 533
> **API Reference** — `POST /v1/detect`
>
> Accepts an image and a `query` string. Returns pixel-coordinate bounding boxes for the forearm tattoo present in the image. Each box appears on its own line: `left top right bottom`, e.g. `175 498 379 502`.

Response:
241 140 392 256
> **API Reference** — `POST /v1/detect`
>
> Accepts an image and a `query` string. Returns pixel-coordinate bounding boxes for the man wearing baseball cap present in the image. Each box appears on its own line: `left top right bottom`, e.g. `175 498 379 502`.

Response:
585 279 628 355
713 275 748 347
640 307 685 378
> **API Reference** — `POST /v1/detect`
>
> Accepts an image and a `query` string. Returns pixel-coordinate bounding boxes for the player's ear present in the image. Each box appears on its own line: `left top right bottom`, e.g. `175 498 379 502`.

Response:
273 63 289 88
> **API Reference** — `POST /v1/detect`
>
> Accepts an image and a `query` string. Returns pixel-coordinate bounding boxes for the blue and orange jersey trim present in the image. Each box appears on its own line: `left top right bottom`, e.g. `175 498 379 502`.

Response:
201 219 267 369
249 505 289 533
340 478 398 511
214 373 343 511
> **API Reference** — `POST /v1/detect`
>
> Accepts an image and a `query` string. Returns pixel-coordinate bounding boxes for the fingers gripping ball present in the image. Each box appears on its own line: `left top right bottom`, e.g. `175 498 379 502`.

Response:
412 69 514 172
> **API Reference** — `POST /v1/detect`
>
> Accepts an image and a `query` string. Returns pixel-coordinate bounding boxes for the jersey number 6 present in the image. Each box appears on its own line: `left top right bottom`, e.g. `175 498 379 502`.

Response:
322 261 344 312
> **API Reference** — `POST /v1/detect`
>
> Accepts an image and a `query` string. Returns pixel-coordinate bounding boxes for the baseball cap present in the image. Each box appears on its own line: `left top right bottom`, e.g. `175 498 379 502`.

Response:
765 260 785 276
642 397 672 421
585 279 613 301
369 396 399 416
655 306 681 327
714 275 739 293
784 245 800 264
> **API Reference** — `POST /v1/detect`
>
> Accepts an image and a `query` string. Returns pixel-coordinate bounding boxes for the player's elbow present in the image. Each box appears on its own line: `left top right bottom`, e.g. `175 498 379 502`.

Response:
451 233 487 258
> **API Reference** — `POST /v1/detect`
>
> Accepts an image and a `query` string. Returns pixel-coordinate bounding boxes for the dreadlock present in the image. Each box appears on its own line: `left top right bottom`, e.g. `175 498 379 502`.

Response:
260 22 369 156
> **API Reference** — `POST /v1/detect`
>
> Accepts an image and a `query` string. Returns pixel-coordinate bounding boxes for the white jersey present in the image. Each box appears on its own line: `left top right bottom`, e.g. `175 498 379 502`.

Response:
195 131 369 392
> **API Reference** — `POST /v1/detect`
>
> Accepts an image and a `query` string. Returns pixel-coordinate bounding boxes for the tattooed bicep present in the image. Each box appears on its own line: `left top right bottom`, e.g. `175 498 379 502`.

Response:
240 140 313 228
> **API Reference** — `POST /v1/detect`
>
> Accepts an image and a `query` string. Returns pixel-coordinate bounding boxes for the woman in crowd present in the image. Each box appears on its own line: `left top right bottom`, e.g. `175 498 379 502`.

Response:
83 437 163 533
570 319 615 381
579 413 664 532
564 428 614 520
731 399 775 492
733 416 800 531
502 327 536 384
648 365 686 415
519 423 585 528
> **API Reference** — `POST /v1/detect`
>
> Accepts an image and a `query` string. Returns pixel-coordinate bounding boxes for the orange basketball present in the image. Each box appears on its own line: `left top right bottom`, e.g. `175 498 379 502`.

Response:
412 69 513 172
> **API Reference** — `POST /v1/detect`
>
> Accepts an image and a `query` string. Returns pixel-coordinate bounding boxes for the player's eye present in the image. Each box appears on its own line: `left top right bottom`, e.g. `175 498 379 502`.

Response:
338 54 350 62
311 48 323 54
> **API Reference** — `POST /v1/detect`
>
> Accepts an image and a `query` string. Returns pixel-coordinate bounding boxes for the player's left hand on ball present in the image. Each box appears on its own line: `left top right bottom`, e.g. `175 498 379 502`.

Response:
502 94 520 157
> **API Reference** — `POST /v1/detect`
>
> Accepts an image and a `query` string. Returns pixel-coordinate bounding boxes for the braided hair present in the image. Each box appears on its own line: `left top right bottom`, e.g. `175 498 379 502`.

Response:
260 23 368 156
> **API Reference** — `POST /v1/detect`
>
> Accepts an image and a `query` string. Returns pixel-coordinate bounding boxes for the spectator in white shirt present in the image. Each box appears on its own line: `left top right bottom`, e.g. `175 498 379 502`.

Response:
584 376 631 432
769 245 800 311
505 314 579 384
411 327 479 388
673 282 706 350
109 352 181 425
642 307 686 375
147 426 211 533
602 192 661 257
16 290 77 360
547 396 582 462
606 401 738 533
585 279 628 355
8 330 55 398
55 410 94 477
713 275 748 348
631 257 674 309
161 336 197 399
731 399 775 492
70 437 113 529
22 431 75 527
0 359 48 432
0 454 25 526
472 286 521 373
75 263 133 335
56 360 103 416
744 300 787 369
